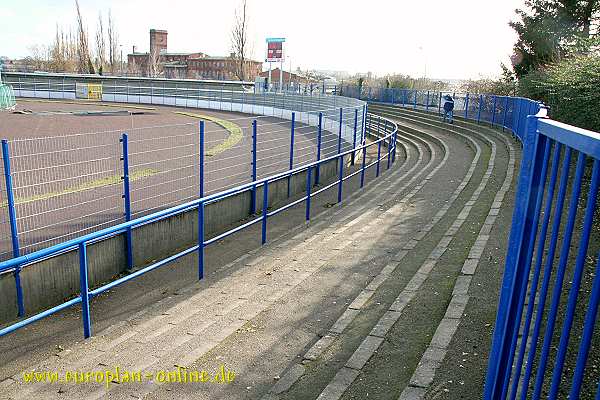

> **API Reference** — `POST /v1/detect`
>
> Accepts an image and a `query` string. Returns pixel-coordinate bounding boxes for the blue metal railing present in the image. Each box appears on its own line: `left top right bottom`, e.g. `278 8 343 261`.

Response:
337 85 600 399
336 85 540 142
0 109 397 339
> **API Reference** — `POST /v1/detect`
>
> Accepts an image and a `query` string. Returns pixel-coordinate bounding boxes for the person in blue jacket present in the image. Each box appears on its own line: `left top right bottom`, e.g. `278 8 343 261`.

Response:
442 94 454 123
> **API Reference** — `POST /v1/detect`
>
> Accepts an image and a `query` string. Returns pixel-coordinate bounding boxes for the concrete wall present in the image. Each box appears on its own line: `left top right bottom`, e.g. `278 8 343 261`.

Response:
0 157 339 324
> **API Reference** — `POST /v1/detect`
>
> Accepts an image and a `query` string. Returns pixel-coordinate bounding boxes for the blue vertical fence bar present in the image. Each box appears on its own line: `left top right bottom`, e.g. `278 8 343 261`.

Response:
337 154 344 203
570 249 600 398
464 92 470 119
316 112 323 185
549 158 599 398
491 95 497 126
121 133 133 270
386 120 391 170
438 91 442 114
376 138 382 178
426 91 430 111
305 166 312 221
288 112 295 198
79 242 91 338
413 90 417 109
261 181 269 244
477 94 483 123
360 129 367 188
502 97 509 131
198 121 205 280
251 120 258 213
352 108 358 165
337 108 343 155
2 139 24 317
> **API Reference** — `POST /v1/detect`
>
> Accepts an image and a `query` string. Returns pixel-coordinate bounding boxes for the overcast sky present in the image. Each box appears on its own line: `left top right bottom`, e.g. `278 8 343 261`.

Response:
0 0 525 80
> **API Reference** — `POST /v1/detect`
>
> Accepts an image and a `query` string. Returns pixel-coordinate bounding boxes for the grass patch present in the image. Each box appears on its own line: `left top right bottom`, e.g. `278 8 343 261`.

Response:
2 168 159 207
174 111 243 156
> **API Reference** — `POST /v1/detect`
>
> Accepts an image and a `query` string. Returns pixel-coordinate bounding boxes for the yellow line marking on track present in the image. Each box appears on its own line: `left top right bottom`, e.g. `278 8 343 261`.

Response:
18 99 156 111
1 168 159 207
174 111 243 156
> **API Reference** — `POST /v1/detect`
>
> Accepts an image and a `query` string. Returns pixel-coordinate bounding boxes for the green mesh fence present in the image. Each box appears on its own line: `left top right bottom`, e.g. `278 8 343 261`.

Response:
0 83 16 110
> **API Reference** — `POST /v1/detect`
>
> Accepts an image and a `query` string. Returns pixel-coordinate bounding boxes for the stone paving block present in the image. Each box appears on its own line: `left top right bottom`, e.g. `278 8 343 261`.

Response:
418 260 436 275
392 250 409 261
467 245 485 260
398 386 426 400
330 309 360 334
479 223 494 236
405 272 428 292
345 335 384 370
402 239 419 250
444 295 470 319
484 215 497 225
316 367 360 400
422 346 447 363
409 359 440 388
390 292 414 312
461 258 479 275
452 276 472 296
305 334 338 361
371 311 402 338
379 262 399 276
349 290 374 310
365 272 390 292
431 318 461 349
270 363 306 395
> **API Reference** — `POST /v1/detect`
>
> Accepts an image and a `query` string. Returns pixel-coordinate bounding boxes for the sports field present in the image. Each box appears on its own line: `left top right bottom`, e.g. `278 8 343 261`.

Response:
0 99 342 259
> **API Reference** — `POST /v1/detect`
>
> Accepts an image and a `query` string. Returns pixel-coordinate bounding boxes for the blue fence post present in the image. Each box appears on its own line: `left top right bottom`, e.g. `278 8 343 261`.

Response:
363 104 367 143
79 242 91 338
491 95 497 126
351 108 358 165
426 91 430 111
288 112 295 198
360 140 367 188
438 92 442 114
392 130 397 164
391 89 395 104
305 166 312 221
316 112 323 185
386 121 391 170
376 141 382 177
2 140 24 317
261 181 269 244
251 120 257 213
121 133 133 270
464 92 470 119
337 154 344 203
198 121 205 280
413 90 417 109
502 96 509 131
477 94 483 123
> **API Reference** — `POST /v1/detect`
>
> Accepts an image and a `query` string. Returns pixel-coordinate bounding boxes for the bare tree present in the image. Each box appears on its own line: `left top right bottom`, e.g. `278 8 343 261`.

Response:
107 10 119 74
75 0 95 74
230 0 249 81
148 48 162 77
95 12 106 74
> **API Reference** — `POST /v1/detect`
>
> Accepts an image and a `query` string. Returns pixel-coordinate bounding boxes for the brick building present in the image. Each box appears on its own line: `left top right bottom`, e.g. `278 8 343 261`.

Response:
259 68 318 87
128 29 263 81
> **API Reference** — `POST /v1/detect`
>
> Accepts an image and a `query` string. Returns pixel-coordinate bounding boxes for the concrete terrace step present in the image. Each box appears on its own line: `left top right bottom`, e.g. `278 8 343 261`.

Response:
259 107 516 399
